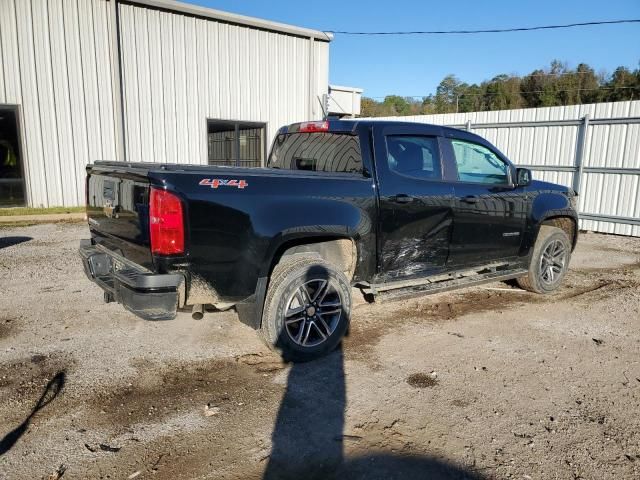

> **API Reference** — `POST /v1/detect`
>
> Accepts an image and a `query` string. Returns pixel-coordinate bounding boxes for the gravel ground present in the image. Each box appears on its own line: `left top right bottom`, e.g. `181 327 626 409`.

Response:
0 223 639 480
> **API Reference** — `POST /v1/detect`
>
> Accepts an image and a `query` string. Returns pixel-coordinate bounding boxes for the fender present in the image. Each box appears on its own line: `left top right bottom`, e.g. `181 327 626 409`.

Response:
260 228 373 280
256 198 376 280
246 227 364 332
522 190 578 253
237 230 361 331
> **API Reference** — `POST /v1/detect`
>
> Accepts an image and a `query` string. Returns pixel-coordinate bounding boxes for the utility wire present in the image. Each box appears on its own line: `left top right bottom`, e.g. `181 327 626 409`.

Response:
327 19 640 35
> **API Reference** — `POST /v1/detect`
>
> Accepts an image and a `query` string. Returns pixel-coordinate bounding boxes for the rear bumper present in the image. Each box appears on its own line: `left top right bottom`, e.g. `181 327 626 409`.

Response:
79 239 184 320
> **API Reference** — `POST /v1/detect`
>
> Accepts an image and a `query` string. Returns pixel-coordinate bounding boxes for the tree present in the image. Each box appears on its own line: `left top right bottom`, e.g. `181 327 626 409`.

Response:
521 69 547 107
482 74 523 110
575 63 601 104
434 75 462 113
357 61 639 117
605 66 639 101
379 95 413 116
457 84 483 112
360 97 380 117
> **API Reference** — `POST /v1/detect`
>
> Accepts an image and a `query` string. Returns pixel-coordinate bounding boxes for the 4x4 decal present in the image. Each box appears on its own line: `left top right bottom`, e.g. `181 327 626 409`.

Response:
199 178 248 189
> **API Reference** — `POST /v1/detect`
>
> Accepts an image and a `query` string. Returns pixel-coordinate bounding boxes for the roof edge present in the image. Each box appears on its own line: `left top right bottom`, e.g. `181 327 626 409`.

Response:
330 85 364 93
122 0 333 41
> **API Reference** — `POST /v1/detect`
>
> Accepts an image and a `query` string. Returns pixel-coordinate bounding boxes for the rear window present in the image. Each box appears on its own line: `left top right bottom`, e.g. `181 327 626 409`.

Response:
268 133 362 174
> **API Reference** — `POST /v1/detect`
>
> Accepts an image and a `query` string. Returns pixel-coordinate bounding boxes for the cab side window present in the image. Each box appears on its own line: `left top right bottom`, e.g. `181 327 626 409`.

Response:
450 139 509 185
386 135 442 180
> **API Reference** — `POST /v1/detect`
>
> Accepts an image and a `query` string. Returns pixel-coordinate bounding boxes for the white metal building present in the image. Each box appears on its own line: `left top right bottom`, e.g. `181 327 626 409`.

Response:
327 85 362 118
0 0 332 207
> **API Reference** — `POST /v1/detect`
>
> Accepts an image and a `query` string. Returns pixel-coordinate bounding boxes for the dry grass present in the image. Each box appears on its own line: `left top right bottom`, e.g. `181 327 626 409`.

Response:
0 206 85 216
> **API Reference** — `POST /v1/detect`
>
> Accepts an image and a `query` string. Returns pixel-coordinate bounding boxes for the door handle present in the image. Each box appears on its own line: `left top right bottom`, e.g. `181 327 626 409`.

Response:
461 195 480 204
391 194 414 204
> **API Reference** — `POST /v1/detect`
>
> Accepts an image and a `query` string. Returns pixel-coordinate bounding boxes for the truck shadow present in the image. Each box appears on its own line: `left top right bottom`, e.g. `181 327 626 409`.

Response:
0 370 66 456
263 265 484 480
0 236 32 250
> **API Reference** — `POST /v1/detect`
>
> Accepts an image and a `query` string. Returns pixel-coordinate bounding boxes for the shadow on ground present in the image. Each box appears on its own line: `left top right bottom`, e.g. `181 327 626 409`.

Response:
262 265 483 480
0 370 66 456
0 236 32 249
263 348 482 480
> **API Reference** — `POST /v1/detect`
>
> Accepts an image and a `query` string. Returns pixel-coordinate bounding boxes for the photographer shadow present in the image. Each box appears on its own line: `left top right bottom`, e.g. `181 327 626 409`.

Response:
0 370 66 456
263 265 484 480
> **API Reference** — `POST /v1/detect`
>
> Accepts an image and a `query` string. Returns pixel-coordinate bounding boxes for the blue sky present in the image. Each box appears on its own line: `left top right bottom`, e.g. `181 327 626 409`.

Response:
190 0 639 99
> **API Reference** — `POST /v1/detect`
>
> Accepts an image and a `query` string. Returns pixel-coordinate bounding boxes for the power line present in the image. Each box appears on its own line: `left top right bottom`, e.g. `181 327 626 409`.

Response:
368 85 638 100
327 19 640 35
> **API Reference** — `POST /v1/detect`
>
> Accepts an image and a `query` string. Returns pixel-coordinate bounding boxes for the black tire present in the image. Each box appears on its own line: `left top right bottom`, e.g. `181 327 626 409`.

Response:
260 254 351 362
517 225 571 294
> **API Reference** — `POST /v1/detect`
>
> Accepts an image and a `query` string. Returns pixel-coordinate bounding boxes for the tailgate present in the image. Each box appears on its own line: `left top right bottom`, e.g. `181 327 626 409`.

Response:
86 166 154 269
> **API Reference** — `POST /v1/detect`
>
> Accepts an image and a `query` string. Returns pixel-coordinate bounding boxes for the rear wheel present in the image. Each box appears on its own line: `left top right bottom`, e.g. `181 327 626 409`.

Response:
260 255 351 362
517 226 571 293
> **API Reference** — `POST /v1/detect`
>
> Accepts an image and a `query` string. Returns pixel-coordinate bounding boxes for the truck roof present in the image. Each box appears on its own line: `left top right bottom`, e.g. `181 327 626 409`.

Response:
281 119 472 139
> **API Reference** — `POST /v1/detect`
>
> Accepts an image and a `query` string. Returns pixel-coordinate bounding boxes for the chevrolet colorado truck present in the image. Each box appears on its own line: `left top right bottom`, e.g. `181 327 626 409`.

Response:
80 120 578 361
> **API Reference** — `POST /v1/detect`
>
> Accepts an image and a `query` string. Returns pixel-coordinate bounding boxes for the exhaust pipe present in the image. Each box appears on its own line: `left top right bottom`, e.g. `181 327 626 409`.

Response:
192 304 204 320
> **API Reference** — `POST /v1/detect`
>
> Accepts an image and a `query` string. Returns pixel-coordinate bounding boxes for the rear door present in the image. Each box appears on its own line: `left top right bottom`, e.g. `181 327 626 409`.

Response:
372 124 456 281
442 131 528 266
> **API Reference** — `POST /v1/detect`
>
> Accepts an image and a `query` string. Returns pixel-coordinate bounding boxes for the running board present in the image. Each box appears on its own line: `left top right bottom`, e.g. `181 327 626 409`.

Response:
364 268 528 303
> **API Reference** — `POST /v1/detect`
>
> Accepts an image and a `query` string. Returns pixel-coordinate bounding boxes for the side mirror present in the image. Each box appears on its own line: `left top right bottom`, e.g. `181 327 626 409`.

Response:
516 167 532 187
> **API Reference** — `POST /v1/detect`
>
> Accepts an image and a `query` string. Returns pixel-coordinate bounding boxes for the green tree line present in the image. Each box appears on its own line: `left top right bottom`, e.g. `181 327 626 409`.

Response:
360 61 640 117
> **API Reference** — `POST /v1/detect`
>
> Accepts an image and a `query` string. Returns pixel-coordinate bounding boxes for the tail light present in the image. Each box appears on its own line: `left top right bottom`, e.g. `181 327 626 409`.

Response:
299 121 329 133
149 187 184 255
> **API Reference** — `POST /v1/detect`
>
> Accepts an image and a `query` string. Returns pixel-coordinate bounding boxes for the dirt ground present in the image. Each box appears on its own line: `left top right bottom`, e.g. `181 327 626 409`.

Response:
1 223 639 480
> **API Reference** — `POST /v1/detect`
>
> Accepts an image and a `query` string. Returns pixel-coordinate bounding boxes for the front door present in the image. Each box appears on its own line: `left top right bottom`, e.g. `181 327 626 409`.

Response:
373 124 456 282
442 133 528 266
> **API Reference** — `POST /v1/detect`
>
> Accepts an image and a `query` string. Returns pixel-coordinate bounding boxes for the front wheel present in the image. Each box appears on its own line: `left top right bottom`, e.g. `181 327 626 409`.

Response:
260 255 351 362
517 225 571 294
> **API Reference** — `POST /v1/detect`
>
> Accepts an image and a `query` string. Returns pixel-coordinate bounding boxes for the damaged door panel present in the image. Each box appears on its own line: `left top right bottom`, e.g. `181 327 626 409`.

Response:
373 124 455 281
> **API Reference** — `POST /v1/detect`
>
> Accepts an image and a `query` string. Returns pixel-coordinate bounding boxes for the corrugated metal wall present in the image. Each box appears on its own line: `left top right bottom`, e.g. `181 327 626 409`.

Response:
118 2 329 165
0 0 329 206
0 0 118 207
370 101 640 236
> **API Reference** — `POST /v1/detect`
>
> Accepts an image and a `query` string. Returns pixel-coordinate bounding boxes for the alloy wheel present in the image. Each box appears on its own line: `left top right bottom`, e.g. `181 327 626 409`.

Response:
539 239 567 285
284 279 343 347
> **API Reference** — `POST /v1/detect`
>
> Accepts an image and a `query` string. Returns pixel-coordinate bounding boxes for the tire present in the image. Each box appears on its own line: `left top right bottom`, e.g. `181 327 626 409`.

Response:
260 254 351 362
517 225 571 294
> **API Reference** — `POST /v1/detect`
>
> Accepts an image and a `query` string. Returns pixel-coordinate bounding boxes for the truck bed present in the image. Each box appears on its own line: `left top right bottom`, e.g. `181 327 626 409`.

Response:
85 160 377 302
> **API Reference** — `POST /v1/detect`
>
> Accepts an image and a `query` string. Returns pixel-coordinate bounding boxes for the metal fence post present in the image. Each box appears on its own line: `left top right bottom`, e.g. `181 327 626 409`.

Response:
466 120 472 131
572 114 590 196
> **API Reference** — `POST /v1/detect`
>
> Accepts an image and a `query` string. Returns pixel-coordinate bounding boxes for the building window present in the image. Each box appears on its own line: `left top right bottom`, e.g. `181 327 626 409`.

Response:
0 107 25 206
207 120 266 168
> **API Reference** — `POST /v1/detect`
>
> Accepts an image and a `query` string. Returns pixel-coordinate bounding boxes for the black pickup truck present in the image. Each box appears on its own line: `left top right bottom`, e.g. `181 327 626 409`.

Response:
80 120 578 361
